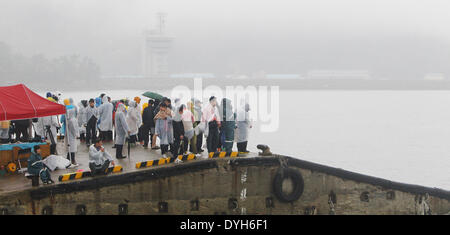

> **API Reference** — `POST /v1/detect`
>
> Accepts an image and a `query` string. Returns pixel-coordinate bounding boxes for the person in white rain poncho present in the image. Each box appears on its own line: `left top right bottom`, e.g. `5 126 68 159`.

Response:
33 118 45 140
154 103 174 157
126 101 141 144
42 114 60 154
180 104 195 153
114 103 130 159
66 108 79 166
77 101 88 143
98 96 114 142
235 103 252 153
89 139 115 176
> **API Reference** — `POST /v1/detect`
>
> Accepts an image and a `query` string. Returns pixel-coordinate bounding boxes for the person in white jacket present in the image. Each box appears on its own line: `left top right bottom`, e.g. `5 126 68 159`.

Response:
115 103 130 159
98 96 113 142
42 114 60 154
77 101 88 143
126 101 140 144
89 139 115 176
236 103 252 153
66 108 79 166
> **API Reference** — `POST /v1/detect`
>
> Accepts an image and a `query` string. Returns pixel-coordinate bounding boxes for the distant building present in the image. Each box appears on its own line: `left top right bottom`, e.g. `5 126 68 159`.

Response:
170 73 216 79
143 13 173 78
424 73 445 81
265 74 303 79
307 70 370 80
100 75 145 80
226 74 250 80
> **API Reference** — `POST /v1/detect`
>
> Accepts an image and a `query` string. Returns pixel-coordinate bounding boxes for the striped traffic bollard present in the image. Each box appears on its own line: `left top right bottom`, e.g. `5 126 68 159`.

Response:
167 153 196 163
58 165 123 182
135 158 168 169
208 151 239 159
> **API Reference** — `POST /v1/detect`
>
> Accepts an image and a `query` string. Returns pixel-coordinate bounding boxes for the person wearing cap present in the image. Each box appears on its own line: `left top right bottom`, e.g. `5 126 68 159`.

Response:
60 98 75 138
133 97 143 144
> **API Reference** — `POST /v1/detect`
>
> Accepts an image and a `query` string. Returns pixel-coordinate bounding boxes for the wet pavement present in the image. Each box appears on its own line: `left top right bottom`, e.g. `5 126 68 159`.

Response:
0 140 256 195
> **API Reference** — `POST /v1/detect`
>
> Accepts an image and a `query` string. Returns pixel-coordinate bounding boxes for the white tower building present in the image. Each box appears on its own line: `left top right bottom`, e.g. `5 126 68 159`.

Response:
143 13 173 78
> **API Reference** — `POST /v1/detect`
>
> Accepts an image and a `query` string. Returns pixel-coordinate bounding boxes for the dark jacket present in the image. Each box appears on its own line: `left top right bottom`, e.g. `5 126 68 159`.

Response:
173 120 184 140
142 106 155 127
12 119 30 128
27 152 44 175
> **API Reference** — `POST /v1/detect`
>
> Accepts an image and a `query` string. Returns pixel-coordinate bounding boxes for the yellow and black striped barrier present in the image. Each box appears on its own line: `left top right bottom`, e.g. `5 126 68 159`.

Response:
58 165 123 182
167 153 196 163
135 158 168 169
136 154 197 168
208 151 240 158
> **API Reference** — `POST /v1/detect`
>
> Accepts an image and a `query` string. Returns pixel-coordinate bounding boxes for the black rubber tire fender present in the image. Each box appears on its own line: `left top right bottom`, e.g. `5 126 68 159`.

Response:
273 167 304 203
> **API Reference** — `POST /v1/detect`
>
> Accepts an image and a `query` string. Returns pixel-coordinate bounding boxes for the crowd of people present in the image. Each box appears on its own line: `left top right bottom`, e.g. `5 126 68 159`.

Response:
0 91 253 181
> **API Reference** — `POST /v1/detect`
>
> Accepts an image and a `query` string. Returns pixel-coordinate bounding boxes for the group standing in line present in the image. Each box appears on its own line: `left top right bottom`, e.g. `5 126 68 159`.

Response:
1 92 253 182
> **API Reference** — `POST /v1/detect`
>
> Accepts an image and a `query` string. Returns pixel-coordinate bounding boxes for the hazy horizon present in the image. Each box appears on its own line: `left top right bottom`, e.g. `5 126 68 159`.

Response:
2 0 450 79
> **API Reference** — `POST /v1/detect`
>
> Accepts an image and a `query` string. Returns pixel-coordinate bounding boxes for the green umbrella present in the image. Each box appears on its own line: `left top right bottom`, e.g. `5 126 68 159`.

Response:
142 91 164 101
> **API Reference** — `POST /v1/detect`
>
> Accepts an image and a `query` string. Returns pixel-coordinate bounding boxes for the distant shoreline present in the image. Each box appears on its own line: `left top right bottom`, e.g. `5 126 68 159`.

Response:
4 78 450 91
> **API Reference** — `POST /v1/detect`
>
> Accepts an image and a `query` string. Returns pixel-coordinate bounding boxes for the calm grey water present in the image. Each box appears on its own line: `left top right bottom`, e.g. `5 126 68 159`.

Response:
51 89 450 190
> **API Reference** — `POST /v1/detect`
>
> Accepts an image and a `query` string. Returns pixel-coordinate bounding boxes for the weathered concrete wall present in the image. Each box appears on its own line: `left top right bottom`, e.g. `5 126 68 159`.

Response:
1 156 449 215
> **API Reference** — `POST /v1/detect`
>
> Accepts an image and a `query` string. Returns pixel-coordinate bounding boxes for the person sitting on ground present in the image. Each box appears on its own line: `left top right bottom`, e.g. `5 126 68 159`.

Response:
89 139 115 175
28 145 54 184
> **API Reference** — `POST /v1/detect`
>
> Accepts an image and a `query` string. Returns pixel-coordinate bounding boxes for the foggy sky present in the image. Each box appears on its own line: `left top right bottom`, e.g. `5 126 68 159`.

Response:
1 0 450 77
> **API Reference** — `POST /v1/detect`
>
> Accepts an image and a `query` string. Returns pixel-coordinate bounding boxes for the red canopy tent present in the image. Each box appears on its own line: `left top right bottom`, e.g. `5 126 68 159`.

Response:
0 84 66 121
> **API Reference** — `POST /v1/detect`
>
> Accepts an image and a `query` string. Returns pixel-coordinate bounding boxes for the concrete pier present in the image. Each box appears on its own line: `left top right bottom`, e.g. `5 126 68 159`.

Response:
0 141 449 215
